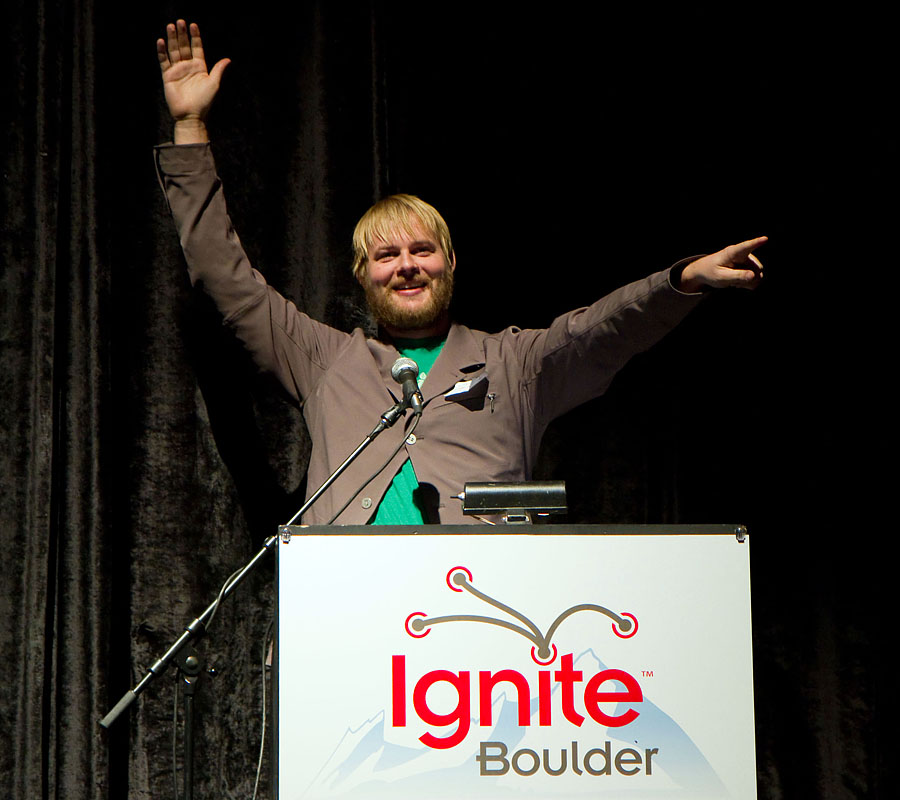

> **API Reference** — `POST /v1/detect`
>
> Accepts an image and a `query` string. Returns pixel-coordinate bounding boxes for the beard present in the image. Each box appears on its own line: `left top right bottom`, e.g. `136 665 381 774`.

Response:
364 270 454 332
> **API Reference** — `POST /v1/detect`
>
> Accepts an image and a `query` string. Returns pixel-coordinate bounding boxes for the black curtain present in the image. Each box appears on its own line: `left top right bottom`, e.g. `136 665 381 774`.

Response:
1 1 894 798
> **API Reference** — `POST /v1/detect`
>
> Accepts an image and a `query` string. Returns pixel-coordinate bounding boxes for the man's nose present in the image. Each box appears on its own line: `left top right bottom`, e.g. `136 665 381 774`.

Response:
397 250 419 272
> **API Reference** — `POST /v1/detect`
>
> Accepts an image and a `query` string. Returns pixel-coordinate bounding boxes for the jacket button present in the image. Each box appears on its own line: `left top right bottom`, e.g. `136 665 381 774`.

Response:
361 497 373 509
406 433 417 445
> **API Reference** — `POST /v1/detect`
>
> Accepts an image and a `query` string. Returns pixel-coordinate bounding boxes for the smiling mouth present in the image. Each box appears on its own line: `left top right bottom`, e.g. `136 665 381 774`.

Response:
393 283 428 295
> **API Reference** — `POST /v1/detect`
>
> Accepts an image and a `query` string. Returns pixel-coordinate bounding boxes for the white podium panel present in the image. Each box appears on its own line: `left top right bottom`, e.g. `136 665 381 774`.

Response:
276 527 756 799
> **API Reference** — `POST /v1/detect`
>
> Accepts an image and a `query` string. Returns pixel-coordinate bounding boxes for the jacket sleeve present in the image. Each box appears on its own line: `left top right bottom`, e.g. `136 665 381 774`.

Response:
154 143 350 404
518 264 705 428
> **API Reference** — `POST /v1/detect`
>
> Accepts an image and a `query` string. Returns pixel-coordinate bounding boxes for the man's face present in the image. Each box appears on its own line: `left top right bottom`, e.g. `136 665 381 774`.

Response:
360 219 455 336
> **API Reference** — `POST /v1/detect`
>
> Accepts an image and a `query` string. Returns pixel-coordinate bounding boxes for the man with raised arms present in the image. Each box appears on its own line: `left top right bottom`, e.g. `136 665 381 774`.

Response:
154 20 766 526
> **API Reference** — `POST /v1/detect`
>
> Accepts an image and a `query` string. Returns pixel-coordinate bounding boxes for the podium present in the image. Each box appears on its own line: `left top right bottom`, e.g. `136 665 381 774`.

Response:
275 525 756 799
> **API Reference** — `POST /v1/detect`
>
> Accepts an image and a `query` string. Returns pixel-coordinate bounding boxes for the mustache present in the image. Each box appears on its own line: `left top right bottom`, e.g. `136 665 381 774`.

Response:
364 270 454 331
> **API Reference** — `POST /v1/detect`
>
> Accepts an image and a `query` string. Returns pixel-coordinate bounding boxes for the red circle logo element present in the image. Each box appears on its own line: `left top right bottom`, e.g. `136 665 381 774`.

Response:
612 612 638 639
405 612 430 638
531 643 558 666
446 566 473 592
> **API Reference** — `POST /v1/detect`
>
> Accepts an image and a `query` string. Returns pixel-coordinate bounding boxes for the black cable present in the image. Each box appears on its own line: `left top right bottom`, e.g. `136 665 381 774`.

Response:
172 671 179 800
251 616 275 800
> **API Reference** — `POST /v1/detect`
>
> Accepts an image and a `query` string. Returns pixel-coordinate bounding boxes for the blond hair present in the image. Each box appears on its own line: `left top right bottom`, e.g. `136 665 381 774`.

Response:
351 194 454 279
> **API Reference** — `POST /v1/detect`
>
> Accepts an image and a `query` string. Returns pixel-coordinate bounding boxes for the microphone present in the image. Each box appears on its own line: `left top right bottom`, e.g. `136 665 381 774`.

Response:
391 357 424 415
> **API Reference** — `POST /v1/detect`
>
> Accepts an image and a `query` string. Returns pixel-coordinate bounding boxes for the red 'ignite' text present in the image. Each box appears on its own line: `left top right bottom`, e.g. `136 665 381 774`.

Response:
391 653 643 749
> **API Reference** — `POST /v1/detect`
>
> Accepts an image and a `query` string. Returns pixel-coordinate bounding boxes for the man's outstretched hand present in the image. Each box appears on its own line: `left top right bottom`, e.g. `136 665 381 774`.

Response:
157 20 230 143
679 237 767 293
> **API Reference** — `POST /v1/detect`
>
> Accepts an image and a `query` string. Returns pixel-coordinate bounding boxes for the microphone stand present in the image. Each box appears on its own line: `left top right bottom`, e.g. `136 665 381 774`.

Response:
100 396 418 798
283 398 412 526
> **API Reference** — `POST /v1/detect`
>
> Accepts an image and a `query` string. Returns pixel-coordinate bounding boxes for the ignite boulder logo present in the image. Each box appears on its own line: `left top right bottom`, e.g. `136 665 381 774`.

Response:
392 566 657 778
282 539 748 798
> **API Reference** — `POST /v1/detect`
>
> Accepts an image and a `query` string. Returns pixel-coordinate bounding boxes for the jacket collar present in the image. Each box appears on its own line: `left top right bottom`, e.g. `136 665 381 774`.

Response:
370 322 487 404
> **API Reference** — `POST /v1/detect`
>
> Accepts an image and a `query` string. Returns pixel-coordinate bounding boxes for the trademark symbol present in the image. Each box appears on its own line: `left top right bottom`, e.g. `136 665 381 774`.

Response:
642 670 654 678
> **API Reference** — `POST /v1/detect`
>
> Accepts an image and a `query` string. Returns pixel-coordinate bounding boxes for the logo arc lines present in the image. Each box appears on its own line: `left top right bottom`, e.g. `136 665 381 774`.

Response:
410 568 633 662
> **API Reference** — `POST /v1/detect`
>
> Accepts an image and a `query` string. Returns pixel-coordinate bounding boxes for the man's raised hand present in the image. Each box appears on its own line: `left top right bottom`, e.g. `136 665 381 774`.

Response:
157 20 230 142
679 237 767 293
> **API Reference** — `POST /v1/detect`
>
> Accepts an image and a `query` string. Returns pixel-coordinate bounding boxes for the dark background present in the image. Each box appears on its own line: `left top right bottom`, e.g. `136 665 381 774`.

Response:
1 1 894 797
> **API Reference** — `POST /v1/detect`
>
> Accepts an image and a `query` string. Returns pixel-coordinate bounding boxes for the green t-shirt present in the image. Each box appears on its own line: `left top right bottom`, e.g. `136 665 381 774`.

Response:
369 336 445 525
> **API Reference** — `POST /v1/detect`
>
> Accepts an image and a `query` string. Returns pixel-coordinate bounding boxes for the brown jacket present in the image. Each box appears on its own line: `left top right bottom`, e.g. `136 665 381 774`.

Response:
156 143 704 524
